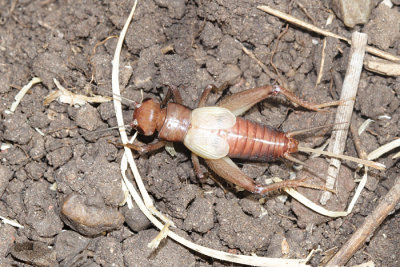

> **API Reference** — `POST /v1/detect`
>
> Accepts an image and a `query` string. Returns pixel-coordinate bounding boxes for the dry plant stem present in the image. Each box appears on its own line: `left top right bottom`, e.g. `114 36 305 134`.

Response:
257 5 400 62
270 24 289 87
111 0 171 224
326 176 400 266
364 56 400 76
10 77 42 112
112 2 311 266
350 121 368 160
320 32 367 205
238 42 277 80
89 35 118 83
316 38 327 86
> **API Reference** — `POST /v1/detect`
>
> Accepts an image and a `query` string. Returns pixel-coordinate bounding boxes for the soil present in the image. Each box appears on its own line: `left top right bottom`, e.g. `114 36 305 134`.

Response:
1 0 399 266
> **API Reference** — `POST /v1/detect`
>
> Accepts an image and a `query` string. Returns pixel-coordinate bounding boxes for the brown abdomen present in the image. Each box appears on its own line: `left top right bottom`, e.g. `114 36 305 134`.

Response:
225 118 289 161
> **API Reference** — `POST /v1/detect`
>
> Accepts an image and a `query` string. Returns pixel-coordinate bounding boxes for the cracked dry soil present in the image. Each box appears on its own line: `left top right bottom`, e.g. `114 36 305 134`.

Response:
0 0 399 266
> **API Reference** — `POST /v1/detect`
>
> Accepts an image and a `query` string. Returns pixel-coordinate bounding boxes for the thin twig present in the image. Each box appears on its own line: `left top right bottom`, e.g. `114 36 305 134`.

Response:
326 175 400 266
316 38 327 86
350 120 368 160
237 41 277 80
270 24 289 87
257 5 400 62
320 32 368 205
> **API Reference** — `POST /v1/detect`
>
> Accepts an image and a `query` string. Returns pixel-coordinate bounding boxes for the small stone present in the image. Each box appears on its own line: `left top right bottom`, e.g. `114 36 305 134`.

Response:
331 0 375 28
61 193 124 237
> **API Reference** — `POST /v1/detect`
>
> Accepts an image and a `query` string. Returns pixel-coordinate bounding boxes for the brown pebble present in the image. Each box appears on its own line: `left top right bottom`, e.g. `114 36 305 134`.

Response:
61 193 124 237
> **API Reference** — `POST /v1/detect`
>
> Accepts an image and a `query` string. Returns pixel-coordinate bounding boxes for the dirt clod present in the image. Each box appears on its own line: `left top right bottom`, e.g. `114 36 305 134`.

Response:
122 203 152 232
10 241 57 267
183 197 214 233
54 231 90 263
75 104 104 131
0 165 13 197
122 229 195 267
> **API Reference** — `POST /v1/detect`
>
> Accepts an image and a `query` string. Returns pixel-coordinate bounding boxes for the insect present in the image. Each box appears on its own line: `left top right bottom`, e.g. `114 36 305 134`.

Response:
126 84 384 195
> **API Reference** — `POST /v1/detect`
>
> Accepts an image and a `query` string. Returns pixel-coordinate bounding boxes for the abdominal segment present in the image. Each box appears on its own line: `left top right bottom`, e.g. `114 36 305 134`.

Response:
224 118 289 161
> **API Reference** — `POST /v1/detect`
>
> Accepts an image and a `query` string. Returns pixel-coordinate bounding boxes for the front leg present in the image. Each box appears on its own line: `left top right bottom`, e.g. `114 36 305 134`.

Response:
117 140 166 154
205 157 331 195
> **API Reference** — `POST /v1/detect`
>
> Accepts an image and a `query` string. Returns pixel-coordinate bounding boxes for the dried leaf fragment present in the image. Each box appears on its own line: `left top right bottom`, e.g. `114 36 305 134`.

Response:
44 79 111 106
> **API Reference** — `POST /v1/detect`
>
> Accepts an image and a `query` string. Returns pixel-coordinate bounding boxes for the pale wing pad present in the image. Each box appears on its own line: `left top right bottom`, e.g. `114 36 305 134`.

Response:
191 107 236 129
184 128 229 159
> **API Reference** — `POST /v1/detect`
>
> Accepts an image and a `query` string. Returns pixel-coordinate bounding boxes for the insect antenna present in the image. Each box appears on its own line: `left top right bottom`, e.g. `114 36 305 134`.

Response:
286 122 348 137
284 154 337 190
90 124 131 134
297 146 385 170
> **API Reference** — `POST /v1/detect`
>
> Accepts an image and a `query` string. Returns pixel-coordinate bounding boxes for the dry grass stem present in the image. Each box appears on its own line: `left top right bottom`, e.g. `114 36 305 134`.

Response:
44 79 111 106
367 138 400 161
320 32 368 205
272 178 348 217
364 56 400 76
0 215 24 228
316 38 327 85
257 5 400 62
9 77 42 113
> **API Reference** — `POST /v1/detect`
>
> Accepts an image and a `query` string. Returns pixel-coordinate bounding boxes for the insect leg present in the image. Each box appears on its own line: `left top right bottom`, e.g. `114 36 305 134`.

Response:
271 85 344 112
162 85 184 106
205 157 333 195
191 153 206 180
197 82 230 107
217 85 277 116
205 157 258 192
217 84 344 115
115 140 166 154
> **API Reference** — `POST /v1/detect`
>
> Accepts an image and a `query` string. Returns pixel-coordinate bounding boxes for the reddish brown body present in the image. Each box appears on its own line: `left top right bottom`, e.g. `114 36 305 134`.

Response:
132 100 298 162
222 117 298 161
128 84 345 195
